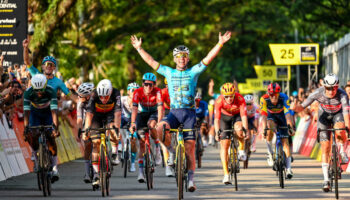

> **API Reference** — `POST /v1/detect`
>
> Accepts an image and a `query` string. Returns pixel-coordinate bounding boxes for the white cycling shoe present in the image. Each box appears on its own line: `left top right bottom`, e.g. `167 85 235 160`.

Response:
137 172 145 183
129 163 136 172
238 150 247 161
222 174 231 185
341 152 349 164
165 166 174 177
267 153 274 167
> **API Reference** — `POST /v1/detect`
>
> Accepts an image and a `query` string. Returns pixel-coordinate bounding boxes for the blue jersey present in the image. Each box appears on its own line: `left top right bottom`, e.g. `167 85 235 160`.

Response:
28 65 70 95
196 100 209 119
157 61 207 109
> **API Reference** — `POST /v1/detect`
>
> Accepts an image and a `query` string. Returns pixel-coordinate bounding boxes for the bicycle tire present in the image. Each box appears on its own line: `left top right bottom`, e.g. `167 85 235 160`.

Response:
161 148 165 168
278 145 284 189
333 146 339 199
37 171 42 191
38 143 48 196
232 142 238 191
196 135 202 168
124 140 130 178
41 169 47 197
100 145 106 197
244 140 251 169
145 147 151 190
177 146 184 200
47 170 51 196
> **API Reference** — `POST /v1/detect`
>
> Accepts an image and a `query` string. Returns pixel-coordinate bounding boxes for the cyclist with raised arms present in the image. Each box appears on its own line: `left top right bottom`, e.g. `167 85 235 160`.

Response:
259 83 295 179
129 73 164 183
292 73 349 192
214 83 249 185
130 31 231 191
195 92 209 147
83 79 122 187
23 74 60 182
76 82 95 183
244 94 260 152
120 82 140 172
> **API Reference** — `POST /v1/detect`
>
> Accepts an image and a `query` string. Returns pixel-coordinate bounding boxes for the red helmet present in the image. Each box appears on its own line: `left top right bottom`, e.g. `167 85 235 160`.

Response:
267 83 281 94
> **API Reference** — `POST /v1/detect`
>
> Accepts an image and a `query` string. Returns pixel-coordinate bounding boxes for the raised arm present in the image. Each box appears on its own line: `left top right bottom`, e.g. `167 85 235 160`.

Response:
208 79 215 97
130 35 159 70
22 39 31 66
202 31 231 65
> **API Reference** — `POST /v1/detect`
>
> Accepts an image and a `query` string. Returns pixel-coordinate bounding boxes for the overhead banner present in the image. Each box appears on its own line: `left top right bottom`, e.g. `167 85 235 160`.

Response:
269 43 319 65
246 79 272 91
254 65 291 81
238 83 255 94
0 0 27 68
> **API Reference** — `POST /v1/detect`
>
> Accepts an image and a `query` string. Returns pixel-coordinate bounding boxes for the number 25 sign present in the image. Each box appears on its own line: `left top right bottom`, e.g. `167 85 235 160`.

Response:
269 43 319 65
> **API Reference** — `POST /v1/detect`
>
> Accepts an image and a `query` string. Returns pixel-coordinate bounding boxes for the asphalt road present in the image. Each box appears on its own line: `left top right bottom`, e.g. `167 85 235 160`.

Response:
1 140 350 200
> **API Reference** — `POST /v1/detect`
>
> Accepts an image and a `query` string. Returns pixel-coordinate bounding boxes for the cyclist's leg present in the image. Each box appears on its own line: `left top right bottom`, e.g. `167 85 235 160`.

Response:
90 120 102 185
148 118 162 165
200 122 208 147
233 114 246 160
107 113 121 165
318 111 332 188
278 113 292 175
28 108 41 170
266 117 276 166
136 112 149 182
219 114 233 183
333 112 348 163
84 139 92 180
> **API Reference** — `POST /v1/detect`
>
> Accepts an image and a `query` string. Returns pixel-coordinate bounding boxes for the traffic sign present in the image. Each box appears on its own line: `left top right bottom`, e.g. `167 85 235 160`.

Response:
254 65 291 81
269 43 319 65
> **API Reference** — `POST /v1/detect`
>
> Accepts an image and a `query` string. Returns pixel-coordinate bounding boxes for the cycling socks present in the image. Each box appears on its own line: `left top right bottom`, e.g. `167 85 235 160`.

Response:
138 159 144 174
188 170 194 181
85 160 90 175
155 139 160 148
339 143 345 154
131 152 136 163
92 161 99 174
266 141 273 155
112 145 118 155
51 156 58 171
322 163 329 181
286 156 292 170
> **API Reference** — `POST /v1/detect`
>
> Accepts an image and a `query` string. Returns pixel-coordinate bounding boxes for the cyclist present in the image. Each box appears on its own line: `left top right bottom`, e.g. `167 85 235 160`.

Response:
129 73 164 183
291 73 349 192
83 79 122 187
76 82 95 183
161 78 174 177
214 83 249 185
195 92 209 147
244 94 260 152
23 74 60 182
131 31 231 191
22 39 76 102
259 83 295 179
120 82 140 172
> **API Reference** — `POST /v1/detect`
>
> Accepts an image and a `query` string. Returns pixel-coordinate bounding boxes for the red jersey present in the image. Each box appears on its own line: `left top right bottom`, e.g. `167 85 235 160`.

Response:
161 87 170 110
214 93 247 120
132 87 163 112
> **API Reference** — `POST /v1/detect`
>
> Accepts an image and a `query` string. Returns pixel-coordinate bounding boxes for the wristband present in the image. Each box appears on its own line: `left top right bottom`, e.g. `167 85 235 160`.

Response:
218 43 223 48
137 47 142 52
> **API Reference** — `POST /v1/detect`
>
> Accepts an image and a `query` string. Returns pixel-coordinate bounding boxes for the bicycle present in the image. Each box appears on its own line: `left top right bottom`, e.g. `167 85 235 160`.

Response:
28 125 54 197
264 125 292 189
194 120 204 168
132 127 156 190
243 127 256 169
317 127 348 199
120 127 135 178
162 124 194 200
84 125 118 197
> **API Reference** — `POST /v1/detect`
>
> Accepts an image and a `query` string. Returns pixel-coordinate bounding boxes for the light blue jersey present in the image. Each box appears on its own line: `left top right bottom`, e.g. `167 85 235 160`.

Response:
157 62 207 109
28 65 70 95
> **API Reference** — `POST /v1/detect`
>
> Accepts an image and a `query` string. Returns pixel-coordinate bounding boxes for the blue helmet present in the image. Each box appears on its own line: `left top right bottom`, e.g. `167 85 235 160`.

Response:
127 82 140 90
292 91 298 97
142 73 156 82
42 56 57 66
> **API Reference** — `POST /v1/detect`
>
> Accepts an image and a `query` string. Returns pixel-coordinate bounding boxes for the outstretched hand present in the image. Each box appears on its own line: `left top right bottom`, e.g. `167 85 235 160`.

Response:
130 35 142 49
219 31 231 44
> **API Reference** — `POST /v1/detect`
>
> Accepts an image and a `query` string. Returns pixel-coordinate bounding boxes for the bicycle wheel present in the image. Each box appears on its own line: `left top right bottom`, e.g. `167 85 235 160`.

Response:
37 171 42 191
196 135 202 168
124 140 130 178
100 145 106 197
232 142 238 191
46 170 51 196
333 146 339 199
177 146 184 200
278 145 284 189
38 143 48 196
145 147 151 190
243 140 251 169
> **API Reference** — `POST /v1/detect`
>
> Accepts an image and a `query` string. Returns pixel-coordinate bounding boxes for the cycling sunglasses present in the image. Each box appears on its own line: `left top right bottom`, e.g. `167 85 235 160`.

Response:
34 88 45 93
175 53 189 58
143 82 154 87
246 103 252 106
44 62 55 67
224 95 234 99
325 86 338 91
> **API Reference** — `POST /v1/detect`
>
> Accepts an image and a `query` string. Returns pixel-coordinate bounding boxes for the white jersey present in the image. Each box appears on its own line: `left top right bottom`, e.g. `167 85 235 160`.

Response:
247 104 259 119
121 96 142 118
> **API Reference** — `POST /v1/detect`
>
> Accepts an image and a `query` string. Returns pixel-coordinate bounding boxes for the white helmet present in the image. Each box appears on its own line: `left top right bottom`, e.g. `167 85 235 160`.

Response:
323 73 339 87
209 99 215 105
31 74 47 90
173 45 190 57
77 82 94 97
97 79 113 97
195 92 202 99
244 94 254 103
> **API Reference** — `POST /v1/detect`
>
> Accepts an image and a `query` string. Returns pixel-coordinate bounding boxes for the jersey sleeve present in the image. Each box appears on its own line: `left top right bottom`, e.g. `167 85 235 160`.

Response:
156 88 163 106
132 89 140 107
86 92 97 113
76 101 84 119
156 64 171 77
259 96 268 116
49 88 58 110
341 92 350 114
238 95 247 117
301 90 317 108
281 93 291 115
214 97 223 120
191 61 207 75
58 79 71 96
28 65 39 76
23 89 31 111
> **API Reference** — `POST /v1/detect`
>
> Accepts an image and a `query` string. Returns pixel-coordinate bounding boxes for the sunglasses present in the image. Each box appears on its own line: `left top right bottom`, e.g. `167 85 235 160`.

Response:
325 86 338 91
34 88 45 93
224 95 234 99
144 83 154 87
175 53 189 58
268 92 279 97
44 62 55 67
99 96 110 101
246 103 252 106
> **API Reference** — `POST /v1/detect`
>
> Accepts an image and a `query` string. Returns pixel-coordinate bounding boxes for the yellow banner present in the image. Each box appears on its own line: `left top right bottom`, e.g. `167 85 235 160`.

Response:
238 83 255 94
246 79 272 91
254 65 291 81
269 43 319 65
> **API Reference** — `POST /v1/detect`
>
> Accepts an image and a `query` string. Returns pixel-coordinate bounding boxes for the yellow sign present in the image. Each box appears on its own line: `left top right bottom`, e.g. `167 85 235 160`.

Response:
246 79 272 91
269 43 319 65
254 65 291 81
238 83 255 94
